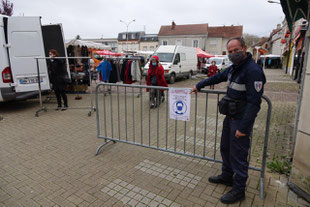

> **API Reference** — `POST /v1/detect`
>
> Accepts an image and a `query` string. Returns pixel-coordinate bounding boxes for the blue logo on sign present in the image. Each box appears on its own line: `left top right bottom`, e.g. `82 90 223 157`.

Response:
173 100 187 115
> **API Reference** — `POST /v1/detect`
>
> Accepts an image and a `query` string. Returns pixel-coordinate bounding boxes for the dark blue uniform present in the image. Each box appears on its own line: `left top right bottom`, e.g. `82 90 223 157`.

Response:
196 53 266 193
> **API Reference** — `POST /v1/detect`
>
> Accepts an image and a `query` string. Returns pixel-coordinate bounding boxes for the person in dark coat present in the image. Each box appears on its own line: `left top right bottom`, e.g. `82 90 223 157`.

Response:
191 37 266 204
48 49 69 111
146 56 168 108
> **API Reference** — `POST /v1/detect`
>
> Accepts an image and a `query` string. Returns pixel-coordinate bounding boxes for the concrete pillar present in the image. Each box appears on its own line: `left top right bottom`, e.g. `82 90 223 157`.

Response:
289 21 310 202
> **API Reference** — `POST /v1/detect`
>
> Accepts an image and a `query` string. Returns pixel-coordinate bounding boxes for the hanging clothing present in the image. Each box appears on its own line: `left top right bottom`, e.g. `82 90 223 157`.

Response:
125 60 133 84
97 60 112 82
131 60 141 81
109 60 120 83
121 60 128 83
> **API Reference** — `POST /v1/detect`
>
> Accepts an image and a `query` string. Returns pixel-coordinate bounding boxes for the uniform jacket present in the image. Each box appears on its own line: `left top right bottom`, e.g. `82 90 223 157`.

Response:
196 53 266 134
146 63 168 91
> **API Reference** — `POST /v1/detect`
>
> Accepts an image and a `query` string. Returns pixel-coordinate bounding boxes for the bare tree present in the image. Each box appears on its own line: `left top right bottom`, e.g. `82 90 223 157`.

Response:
0 0 13 16
243 33 262 47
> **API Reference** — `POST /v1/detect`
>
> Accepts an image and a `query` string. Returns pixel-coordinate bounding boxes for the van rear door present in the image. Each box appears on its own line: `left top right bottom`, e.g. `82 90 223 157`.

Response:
7 16 50 92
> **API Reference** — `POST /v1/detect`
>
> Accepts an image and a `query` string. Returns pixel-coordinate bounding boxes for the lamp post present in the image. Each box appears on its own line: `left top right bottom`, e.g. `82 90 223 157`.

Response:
120 19 136 52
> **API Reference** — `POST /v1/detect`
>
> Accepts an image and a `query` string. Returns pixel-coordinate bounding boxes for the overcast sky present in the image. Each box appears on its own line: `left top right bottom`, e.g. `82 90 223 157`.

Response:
12 0 285 40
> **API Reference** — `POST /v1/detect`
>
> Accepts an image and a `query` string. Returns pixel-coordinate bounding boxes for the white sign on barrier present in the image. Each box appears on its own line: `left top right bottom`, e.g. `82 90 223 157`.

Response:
169 88 191 121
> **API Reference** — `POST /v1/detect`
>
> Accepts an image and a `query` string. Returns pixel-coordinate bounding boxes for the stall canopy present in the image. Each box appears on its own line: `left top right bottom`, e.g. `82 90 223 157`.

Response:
196 48 215 58
280 0 308 31
95 50 123 57
66 39 111 50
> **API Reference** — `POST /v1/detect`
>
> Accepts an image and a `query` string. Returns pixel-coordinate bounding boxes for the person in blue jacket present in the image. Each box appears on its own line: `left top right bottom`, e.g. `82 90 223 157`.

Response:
191 37 266 204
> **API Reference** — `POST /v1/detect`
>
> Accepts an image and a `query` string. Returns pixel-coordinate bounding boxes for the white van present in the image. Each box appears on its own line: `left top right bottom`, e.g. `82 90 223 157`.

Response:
202 56 231 73
0 15 68 102
143 45 197 84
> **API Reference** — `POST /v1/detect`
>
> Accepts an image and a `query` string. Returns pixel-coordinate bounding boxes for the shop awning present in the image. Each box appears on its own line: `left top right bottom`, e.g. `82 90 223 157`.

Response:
280 0 308 31
66 39 111 50
196 48 214 58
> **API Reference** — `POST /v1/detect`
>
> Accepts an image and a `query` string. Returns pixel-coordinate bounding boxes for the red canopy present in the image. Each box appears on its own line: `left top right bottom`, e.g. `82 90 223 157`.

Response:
196 48 214 58
95 50 123 57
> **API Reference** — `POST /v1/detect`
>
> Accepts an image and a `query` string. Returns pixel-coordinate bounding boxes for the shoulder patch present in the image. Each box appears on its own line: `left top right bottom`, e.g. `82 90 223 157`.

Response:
254 81 263 92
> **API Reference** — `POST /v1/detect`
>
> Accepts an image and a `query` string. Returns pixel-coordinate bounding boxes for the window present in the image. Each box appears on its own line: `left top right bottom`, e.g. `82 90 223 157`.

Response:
143 46 147 51
176 40 182 46
210 38 217 47
173 53 180 64
122 34 126 39
153 53 174 62
193 40 199 48
131 33 136 39
163 40 168 45
150 46 155 51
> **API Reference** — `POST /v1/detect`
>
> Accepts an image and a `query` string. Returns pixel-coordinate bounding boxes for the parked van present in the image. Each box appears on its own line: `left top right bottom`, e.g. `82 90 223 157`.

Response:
0 15 68 102
143 45 197 83
202 56 231 74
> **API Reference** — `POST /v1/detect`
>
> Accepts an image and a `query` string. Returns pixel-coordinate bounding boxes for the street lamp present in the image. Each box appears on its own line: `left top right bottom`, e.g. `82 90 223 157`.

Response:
267 0 280 4
120 19 136 52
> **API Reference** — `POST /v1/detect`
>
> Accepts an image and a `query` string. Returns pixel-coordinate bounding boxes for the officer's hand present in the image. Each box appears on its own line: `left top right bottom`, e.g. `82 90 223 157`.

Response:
235 130 246 138
190 86 198 94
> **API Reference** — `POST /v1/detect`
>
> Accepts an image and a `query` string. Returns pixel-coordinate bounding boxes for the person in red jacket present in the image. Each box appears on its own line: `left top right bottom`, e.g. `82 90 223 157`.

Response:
146 56 168 108
208 60 219 89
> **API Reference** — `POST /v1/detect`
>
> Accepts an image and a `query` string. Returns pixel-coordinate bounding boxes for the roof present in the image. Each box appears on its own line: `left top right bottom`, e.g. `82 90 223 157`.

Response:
158 23 208 36
208 26 243 38
117 31 145 41
141 34 158 42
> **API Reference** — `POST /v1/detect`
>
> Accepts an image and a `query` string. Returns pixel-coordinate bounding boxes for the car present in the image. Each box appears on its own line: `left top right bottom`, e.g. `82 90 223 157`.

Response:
201 56 232 74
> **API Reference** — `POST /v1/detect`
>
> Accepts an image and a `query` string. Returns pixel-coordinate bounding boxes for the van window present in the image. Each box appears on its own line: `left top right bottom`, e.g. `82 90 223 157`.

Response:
173 53 180 64
153 53 174 62
180 53 186 61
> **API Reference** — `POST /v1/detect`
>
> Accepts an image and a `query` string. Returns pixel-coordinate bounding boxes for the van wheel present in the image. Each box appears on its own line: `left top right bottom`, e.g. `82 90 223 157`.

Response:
188 71 192 79
169 73 176 84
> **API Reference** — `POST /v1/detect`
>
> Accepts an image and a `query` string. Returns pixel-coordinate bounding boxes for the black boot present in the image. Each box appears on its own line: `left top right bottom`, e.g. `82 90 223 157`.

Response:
220 190 245 204
208 175 233 186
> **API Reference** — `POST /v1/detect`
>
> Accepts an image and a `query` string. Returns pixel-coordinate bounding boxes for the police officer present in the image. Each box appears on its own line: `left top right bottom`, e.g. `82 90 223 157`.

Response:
191 37 266 204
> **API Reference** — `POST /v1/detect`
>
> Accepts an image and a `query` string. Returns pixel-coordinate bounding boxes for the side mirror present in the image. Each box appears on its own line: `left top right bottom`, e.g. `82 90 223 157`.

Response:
173 59 179 65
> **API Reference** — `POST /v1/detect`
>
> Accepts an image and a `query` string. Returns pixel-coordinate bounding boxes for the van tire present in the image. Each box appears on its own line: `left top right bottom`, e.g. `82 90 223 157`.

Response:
169 73 176 84
187 71 192 79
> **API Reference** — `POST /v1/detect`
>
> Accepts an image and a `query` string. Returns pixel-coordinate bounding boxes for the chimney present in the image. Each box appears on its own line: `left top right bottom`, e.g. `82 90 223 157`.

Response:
171 21 176 30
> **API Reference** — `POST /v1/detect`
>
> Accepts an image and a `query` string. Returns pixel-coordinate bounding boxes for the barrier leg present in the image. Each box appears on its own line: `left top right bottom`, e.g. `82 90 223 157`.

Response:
95 139 116 156
35 58 47 117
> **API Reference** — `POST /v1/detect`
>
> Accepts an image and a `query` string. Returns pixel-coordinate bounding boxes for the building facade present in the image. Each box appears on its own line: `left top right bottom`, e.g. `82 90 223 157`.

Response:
117 31 145 52
140 34 159 51
158 22 243 55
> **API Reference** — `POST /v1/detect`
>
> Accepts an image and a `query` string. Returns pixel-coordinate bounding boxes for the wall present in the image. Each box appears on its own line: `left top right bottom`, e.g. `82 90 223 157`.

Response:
206 37 227 55
140 41 159 51
158 35 207 50
290 23 310 202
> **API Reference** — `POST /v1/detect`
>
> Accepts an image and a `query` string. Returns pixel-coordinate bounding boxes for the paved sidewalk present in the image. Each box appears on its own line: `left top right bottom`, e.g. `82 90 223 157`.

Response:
0 69 309 207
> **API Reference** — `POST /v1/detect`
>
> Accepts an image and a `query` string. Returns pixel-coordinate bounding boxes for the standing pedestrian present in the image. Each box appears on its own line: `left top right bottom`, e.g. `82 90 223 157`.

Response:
191 37 266 204
208 60 219 89
48 49 69 111
146 56 168 108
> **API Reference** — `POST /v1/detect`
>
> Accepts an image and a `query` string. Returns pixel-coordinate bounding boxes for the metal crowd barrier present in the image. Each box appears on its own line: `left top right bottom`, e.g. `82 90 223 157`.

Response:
34 57 95 117
95 82 272 200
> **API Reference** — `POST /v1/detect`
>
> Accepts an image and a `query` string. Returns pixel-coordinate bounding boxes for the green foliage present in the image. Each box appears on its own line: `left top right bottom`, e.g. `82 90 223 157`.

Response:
267 155 291 176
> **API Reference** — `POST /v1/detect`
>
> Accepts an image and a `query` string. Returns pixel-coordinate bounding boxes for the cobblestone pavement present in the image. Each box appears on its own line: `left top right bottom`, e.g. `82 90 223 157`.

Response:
0 69 309 207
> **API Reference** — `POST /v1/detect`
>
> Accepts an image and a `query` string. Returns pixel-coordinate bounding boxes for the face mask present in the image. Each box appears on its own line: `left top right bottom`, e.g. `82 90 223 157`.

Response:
212 63 216 65
228 51 244 65
152 62 157 66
